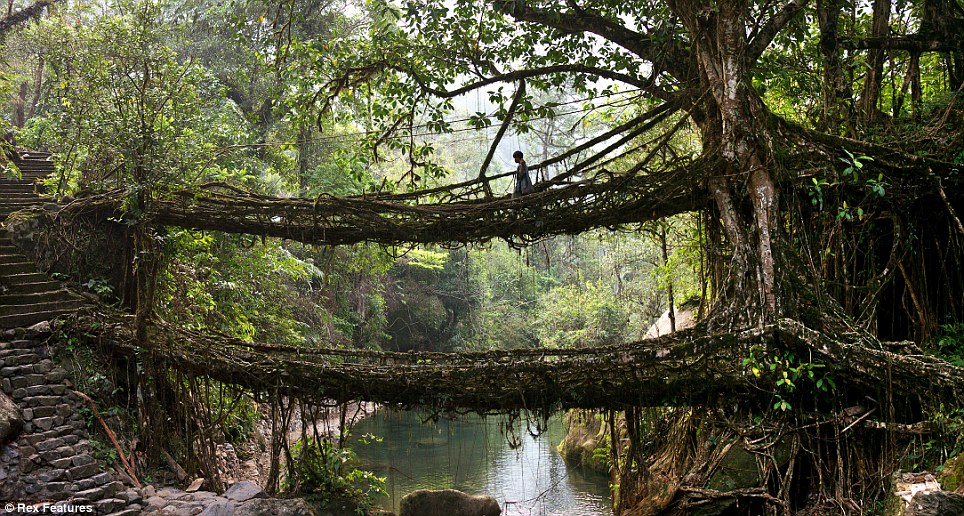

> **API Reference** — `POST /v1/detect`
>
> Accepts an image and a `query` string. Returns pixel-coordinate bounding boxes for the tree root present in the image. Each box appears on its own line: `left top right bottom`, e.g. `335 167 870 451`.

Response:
64 310 964 415
73 390 142 488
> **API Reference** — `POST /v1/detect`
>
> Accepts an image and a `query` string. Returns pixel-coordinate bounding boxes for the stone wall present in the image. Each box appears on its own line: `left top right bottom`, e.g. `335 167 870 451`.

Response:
0 332 140 514
4 206 131 303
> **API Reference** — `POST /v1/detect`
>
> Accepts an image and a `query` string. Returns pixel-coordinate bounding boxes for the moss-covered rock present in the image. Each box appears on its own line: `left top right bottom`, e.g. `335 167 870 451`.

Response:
939 454 964 493
557 410 610 474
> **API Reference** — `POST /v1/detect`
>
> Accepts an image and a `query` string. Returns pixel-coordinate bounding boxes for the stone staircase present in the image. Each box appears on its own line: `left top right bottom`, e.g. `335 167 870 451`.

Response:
1 151 85 329
1 336 142 514
1 152 142 513
1 153 324 515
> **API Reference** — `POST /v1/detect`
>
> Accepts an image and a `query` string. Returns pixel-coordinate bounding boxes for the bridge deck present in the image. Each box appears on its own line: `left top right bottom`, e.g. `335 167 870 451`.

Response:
71 312 964 413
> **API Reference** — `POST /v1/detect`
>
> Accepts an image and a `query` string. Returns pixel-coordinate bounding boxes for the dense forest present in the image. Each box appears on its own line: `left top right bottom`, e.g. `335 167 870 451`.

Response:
1 0 963 514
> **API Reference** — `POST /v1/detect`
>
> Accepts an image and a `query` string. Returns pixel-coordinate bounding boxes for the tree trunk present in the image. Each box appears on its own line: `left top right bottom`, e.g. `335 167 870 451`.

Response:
673 0 783 328
660 226 676 332
922 0 964 90
861 0 891 122
817 0 853 133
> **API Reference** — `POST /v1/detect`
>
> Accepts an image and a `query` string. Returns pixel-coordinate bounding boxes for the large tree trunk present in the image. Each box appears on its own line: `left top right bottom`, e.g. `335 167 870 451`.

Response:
672 0 783 328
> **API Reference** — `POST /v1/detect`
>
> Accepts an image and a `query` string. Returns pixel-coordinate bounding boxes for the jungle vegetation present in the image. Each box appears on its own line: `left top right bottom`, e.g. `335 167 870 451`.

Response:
1 0 964 513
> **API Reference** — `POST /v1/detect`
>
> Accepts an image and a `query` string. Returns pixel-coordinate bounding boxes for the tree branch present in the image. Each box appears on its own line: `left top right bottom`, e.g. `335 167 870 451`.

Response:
533 100 680 174
747 0 811 64
491 0 692 85
477 79 526 185
0 0 53 37
411 63 671 100
842 35 964 52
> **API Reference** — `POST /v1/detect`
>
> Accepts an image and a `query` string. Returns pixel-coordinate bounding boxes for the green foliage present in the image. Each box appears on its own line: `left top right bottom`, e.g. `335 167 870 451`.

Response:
158 229 314 343
23 0 220 195
954 149 964 165
89 437 121 466
907 404 964 472
82 278 116 301
286 438 386 514
808 149 887 222
936 324 964 367
189 383 260 445
534 280 628 348
404 249 447 270
838 149 874 182
743 346 836 411
646 217 704 309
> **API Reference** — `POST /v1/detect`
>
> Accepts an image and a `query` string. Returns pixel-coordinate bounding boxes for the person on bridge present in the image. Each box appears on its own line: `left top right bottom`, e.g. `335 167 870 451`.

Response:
512 150 534 197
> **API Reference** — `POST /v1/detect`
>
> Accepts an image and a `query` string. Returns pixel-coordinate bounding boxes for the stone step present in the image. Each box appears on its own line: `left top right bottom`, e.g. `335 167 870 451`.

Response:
0 196 41 204
0 183 36 191
0 261 37 274
7 172 51 178
7 171 52 178
0 204 41 213
0 207 38 216
0 290 75 305
12 161 52 166
2 207 39 214
3 167 50 174
0 208 38 218
0 200 37 207
0 253 29 264
11 162 52 168
0 310 72 329
1 279 63 294
0 188 40 195
0 306 83 328
2 172 49 179
0 299 84 318
0 189 41 196
0 177 42 184
16 150 52 158
1 272 49 285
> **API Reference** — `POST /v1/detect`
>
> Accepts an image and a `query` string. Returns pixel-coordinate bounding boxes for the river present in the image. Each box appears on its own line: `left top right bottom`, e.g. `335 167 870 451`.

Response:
351 410 613 515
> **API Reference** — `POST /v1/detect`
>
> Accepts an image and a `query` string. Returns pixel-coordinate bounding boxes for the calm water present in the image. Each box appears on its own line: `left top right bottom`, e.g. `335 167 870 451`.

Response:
351 410 613 515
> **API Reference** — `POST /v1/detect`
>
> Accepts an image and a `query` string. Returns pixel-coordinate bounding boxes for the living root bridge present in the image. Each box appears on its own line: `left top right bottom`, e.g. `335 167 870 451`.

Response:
59 162 707 247
70 312 964 414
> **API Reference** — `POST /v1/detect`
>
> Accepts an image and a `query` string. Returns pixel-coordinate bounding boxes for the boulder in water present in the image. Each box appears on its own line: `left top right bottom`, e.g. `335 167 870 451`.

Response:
399 489 500 516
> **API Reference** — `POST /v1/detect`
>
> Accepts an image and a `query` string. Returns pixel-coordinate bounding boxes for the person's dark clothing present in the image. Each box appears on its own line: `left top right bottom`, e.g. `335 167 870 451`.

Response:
514 161 533 196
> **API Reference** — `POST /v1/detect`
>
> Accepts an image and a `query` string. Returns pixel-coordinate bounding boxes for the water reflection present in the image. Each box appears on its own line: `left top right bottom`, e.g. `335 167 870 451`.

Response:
351 410 612 515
